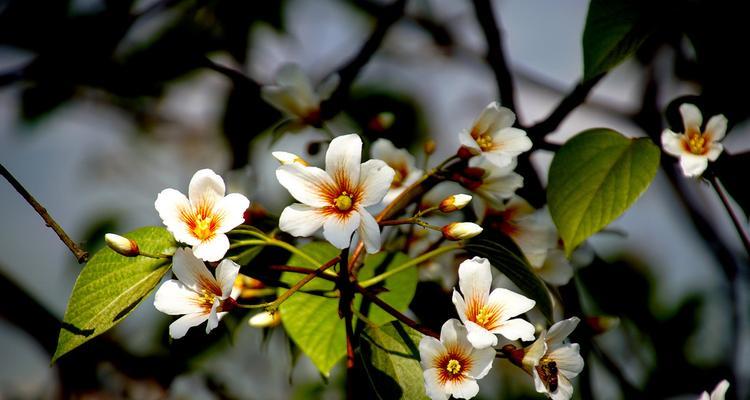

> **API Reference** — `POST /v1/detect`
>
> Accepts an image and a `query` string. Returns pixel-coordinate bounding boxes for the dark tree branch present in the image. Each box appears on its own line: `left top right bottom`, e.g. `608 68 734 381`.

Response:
0 163 88 263
355 284 439 339
471 0 517 112
709 174 750 256
320 0 407 119
527 74 604 139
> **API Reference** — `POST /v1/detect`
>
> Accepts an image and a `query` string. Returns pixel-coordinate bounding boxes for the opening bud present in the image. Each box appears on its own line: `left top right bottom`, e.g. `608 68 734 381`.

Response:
441 222 483 241
272 151 309 166
439 194 473 213
105 233 139 257
249 311 282 328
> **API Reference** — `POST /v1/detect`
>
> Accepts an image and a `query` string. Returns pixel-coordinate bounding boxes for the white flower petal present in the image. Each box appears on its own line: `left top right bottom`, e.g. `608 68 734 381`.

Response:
317 73 339 101
448 378 479 400
550 374 575 400
475 152 513 169
467 346 495 379
154 188 196 245
476 102 515 133
706 114 728 142
550 343 584 378
326 134 362 188
153 280 204 315
532 369 548 394
706 143 724 161
192 233 230 262
492 127 533 155
458 257 493 306
357 208 382 253
279 203 327 237
169 312 209 339
261 86 310 117
452 290 469 325
423 368 450 400
537 249 574 286
216 259 241 298
358 159 396 207
418 336 445 370
189 169 226 206
492 318 536 341
679 153 708 177
679 103 703 133
700 393 711 400
710 379 730 400
458 129 482 153
323 212 360 249
276 164 334 207
660 129 686 157
275 63 316 103
213 193 249 234
475 171 524 207
487 288 536 321
465 320 498 349
172 248 218 292
546 317 580 346
523 335 548 368
206 297 221 334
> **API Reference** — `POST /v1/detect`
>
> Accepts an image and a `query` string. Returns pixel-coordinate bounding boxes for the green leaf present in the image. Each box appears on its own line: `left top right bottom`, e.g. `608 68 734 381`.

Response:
547 128 660 256
359 322 429 400
582 0 652 81
464 232 553 321
53 227 176 362
279 243 418 375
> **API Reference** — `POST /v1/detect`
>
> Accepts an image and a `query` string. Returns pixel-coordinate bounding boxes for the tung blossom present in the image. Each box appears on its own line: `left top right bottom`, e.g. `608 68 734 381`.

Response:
155 169 250 262
276 134 395 253
661 103 727 177
523 317 584 400
459 102 532 168
419 319 495 400
452 257 536 349
261 63 338 126
370 138 423 207
154 248 240 339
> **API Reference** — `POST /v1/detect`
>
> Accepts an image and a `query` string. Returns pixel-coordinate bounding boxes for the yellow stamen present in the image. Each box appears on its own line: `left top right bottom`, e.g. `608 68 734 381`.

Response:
475 133 494 151
476 307 491 325
446 359 462 375
192 216 215 240
334 192 353 211
687 133 707 154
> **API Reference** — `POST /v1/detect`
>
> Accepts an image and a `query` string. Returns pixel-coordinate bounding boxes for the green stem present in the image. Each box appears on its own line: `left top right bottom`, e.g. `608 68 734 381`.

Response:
266 238 320 266
359 243 462 287
228 229 269 240
229 239 267 249
138 251 172 259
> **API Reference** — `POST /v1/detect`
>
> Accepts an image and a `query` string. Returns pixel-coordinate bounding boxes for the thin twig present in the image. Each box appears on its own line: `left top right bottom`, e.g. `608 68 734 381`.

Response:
0 163 88 263
355 284 439 339
337 247 357 400
526 75 604 139
265 256 341 310
320 0 407 119
472 0 516 112
267 265 338 282
709 174 750 256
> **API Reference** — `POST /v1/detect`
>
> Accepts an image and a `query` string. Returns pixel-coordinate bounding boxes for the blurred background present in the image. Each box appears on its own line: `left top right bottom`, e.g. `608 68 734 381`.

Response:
1 0 749 398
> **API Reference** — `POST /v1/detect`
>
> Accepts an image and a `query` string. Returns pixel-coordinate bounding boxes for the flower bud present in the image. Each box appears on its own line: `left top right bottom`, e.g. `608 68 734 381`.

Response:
248 311 281 328
442 222 483 241
439 194 473 213
585 316 620 335
272 151 309 166
105 233 139 257
424 139 436 155
368 111 395 131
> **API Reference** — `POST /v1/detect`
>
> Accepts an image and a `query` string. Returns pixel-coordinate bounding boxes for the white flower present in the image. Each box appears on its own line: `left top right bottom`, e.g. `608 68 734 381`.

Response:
487 196 557 268
276 134 395 253
370 138 423 206
261 63 338 125
452 257 536 348
248 311 281 328
419 319 495 400
523 317 584 400
661 103 727 177
155 169 250 262
535 248 574 286
154 248 240 339
442 222 483 241
458 102 532 168
699 380 730 400
470 159 524 211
